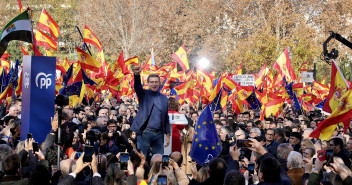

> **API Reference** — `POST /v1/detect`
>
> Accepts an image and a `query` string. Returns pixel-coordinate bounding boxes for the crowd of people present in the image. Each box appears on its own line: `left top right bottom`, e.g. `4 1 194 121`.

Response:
0 68 351 185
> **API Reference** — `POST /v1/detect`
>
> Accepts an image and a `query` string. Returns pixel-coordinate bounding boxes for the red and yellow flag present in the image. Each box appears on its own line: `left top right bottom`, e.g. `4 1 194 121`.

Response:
83 25 102 50
255 63 267 88
76 47 102 73
323 60 350 113
310 89 352 140
172 45 189 71
264 98 285 117
273 48 296 82
35 29 58 51
299 61 308 72
234 62 242 75
38 8 60 40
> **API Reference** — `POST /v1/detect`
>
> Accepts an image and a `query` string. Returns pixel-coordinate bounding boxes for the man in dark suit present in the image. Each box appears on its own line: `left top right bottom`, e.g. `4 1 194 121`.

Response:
131 65 170 156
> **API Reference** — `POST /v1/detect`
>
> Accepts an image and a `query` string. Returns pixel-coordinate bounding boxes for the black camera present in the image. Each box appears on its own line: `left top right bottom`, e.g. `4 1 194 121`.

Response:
225 133 236 143
86 130 101 145
55 94 69 107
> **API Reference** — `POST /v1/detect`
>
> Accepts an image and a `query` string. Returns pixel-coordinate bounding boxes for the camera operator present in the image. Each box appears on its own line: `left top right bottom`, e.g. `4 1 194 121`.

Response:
94 132 118 155
105 119 132 153
219 126 234 161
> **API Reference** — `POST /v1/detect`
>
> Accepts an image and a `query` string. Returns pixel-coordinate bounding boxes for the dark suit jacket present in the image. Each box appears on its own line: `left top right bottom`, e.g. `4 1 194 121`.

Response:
131 74 170 135
58 175 104 185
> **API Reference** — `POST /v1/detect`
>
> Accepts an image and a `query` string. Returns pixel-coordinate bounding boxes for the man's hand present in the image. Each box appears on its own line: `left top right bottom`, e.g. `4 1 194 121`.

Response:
133 65 144 75
313 158 326 173
330 162 350 180
25 138 34 152
35 149 45 160
165 134 170 147
169 158 180 171
229 145 241 161
74 153 90 174
51 116 58 132
2 125 11 137
190 161 198 179
134 149 146 166
248 138 267 156
91 154 98 174
127 160 134 175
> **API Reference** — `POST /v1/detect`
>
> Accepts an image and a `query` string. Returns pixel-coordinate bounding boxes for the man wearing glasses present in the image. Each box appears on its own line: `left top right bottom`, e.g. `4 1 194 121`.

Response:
265 128 279 157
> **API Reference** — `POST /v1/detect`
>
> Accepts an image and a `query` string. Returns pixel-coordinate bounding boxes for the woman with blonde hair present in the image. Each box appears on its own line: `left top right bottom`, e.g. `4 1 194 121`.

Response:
300 139 314 154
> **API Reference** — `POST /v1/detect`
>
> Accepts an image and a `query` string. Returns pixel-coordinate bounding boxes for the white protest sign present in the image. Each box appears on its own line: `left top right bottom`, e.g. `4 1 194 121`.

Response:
301 72 314 82
233 74 255 86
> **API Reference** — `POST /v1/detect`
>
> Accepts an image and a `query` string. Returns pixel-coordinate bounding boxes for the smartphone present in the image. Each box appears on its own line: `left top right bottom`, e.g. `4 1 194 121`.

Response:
75 152 83 160
313 158 316 164
158 175 167 185
119 152 129 170
27 133 32 139
325 149 334 166
162 155 169 168
248 162 255 175
120 152 129 163
32 142 39 153
83 146 94 163
237 139 250 148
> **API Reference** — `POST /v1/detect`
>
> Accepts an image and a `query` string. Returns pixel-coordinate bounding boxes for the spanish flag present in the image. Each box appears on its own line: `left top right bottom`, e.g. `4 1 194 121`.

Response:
234 62 242 75
76 47 101 73
172 44 189 71
35 29 57 51
273 48 296 82
310 89 352 140
299 61 308 72
323 60 350 113
255 63 267 88
38 8 60 40
83 25 102 50
264 98 285 117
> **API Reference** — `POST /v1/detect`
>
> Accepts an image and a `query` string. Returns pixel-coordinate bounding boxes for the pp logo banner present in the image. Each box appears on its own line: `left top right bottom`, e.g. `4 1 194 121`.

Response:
35 72 52 89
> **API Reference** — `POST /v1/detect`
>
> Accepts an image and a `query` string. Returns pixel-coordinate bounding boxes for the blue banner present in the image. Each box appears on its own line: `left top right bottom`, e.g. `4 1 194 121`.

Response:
21 56 56 143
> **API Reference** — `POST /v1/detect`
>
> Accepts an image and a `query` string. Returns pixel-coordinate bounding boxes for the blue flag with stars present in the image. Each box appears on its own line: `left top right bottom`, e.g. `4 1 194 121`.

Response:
315 98 326 109
209 86 223 111
190 105 222 165
246 90 262 110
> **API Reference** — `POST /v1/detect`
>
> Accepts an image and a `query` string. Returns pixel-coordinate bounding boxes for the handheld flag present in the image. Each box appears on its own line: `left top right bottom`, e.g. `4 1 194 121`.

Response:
0 10 33 58
323 60 350 113
310 89 352 140
38 8 60 40
35 29 57 51
190 105 222 165
83 25 102 50
273 48 296 82
172 45 189 71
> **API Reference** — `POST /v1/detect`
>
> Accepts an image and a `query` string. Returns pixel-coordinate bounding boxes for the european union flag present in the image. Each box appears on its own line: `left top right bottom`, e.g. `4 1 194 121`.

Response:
209 86 223 111
190 105 222 165
82 69 97 86
292 92 301 114
159 79 167 91
62 64 73 86
246 90 262 109
285 82 294 99
315 98 326 109
170 81 184 87
59 81 83 96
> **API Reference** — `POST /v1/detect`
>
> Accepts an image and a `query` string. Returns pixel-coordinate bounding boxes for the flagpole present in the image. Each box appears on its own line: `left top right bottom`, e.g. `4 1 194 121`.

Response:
27 8 36 56
75 26 93 56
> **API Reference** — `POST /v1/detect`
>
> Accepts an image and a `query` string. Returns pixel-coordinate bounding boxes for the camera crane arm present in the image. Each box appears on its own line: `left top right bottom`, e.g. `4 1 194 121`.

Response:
323 31 352 64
